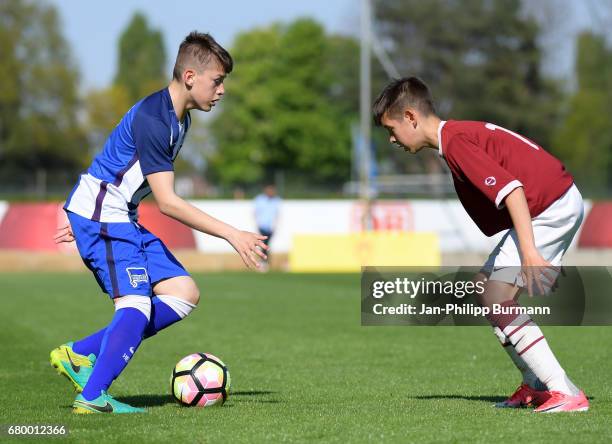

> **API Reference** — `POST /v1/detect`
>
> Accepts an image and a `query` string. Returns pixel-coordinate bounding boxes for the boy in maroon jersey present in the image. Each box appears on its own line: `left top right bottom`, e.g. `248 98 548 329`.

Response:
373 77 588 413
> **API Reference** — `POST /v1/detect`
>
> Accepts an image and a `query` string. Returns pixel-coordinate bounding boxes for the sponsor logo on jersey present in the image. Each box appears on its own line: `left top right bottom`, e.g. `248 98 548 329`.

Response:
485 176 496 186
126 267 149 288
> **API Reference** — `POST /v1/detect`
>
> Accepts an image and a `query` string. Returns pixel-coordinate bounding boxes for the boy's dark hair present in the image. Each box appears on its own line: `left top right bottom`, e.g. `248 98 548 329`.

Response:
372 77 436 126
172 31 233 80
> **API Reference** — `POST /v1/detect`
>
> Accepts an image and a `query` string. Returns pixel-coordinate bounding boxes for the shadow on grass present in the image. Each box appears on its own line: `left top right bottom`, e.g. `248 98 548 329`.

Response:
413 394 595 404
232 390 275 396
113 391 281 407
413 395 507 403
231 390 281 404
60 395 176 409
115 394 175 407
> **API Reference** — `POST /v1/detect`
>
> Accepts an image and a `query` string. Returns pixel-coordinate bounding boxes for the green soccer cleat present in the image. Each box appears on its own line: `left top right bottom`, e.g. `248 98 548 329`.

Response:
49 342 95 393
73 391 146 414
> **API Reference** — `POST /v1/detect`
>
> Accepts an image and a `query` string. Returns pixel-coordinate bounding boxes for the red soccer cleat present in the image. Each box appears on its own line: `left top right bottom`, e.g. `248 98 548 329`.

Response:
495 383 548 408
534 390 589 413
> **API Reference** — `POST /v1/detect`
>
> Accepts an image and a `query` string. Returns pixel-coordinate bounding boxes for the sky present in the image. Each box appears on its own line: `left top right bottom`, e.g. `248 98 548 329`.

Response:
49 0 357 90
48 0 608 92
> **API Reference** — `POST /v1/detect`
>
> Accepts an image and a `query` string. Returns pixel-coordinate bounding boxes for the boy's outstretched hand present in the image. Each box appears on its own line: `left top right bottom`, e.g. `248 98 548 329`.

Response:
226 230 269 270
54 223 75 244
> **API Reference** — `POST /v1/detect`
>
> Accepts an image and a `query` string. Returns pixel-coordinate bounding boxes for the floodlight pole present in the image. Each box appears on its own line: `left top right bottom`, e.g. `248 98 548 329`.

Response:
360 0 373 230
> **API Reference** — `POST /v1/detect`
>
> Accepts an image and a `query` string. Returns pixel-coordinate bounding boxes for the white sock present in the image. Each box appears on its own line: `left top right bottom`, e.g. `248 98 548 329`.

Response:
114 295 152 321
502 315 579 395
493 327 547 391
156 294 196 319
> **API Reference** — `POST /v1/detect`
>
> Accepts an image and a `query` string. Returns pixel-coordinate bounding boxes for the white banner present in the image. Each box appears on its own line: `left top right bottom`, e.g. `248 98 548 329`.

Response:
188 199 592 253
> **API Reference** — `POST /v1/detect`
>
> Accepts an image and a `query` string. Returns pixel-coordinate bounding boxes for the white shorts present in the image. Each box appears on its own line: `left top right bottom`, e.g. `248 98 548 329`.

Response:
481 184 584 288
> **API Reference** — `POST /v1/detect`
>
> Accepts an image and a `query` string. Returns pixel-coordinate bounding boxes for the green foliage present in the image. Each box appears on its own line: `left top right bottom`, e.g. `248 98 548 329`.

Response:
114 12 167 103
373 0 562 172
209 19 358 187
85 85 131 156
85 12 168 162
0 0 86 184
554 32 612 194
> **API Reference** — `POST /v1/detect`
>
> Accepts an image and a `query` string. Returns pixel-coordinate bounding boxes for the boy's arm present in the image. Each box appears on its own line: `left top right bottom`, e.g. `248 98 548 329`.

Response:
503 187 556 295
147 171 268 269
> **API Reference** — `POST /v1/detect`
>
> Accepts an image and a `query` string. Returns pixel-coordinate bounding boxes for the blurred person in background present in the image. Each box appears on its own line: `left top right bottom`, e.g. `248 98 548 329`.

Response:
254 184 281 271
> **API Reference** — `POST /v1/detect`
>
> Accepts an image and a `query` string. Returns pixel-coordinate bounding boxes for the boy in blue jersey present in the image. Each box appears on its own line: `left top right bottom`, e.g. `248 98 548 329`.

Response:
50 32 268 414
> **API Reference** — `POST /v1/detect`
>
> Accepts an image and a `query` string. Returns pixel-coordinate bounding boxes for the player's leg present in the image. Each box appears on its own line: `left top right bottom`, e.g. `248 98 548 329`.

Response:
49 342 96 393
72 328 105 357
479 234 547 397
72 221 151 413
53 220 195 411
477 278 550 408
142 226 199 338
74 294 149 414
481 186 587 411
528 184 588 412
144 276 199 338
65 243 197 361
66 275 111 359
480 280 584 410
65 276 198 361
473 272 547 407
50 212 102 391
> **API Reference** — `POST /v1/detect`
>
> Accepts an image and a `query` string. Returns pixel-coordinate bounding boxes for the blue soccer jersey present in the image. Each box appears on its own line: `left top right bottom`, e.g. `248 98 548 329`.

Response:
65 88 191 222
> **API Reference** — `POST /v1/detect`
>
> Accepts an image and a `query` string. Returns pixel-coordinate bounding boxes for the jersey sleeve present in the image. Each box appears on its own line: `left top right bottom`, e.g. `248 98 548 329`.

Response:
132 110 174 176
445 134 523 208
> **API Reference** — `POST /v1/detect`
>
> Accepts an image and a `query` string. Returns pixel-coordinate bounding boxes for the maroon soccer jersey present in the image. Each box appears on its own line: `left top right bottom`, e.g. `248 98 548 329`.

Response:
438 120 574 236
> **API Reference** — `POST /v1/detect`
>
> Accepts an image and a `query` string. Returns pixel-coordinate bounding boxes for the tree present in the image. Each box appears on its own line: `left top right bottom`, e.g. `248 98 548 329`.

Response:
85 12 167 163
0 0 86 187
208 19 359 188
553 32 612 194
85 85 131 157
372 0 562 174
114 12 166 103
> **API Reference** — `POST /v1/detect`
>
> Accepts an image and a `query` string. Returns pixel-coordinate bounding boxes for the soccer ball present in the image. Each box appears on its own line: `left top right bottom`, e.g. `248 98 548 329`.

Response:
171 353 231 407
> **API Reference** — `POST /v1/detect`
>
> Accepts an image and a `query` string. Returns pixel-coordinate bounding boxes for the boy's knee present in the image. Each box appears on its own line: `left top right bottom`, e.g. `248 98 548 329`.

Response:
153 276 200 306
186 284 200 306
178 277 200 306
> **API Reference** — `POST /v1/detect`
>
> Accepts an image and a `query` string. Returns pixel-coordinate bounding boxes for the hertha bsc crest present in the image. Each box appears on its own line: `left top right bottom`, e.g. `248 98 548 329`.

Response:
126 267 149 288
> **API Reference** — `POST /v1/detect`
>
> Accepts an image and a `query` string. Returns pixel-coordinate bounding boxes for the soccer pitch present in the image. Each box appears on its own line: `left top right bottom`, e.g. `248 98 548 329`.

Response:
1 272 611 443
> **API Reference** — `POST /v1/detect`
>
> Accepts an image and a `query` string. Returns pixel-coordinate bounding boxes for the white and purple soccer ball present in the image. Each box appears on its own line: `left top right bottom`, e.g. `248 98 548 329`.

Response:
171 353 230 407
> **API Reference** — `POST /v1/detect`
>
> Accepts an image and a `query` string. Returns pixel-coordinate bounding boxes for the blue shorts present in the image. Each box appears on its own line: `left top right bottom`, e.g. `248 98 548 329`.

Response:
67 211 189 298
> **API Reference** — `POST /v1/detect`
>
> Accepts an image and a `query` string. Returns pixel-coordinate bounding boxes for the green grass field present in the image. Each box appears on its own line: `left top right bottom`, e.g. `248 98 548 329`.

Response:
1 272 611 443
